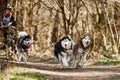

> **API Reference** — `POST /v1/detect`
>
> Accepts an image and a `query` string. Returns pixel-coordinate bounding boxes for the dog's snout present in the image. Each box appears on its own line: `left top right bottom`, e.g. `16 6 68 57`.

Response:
28 42 30 44
27 41 31 45
65 44 67 47
86 41 89 44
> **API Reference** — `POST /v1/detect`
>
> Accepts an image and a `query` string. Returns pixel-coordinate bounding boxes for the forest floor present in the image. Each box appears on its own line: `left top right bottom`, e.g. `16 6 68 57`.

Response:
0 50 120 80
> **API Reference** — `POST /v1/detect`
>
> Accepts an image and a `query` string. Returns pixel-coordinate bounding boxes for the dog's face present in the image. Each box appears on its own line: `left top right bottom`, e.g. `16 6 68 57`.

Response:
61 36 72 50
23 35 32 47
82 36 91 48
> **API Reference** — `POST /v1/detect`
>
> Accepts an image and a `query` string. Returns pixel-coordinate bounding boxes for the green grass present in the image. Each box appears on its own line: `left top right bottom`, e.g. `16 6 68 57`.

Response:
10 77 20 80
0 77 3 80
98 57 120 65
102 60 113 65
102 60 120 65
0 67 48 80
14 72 48 80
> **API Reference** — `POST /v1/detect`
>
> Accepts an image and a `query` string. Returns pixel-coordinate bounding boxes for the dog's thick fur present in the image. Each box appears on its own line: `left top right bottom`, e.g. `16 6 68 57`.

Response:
54 35 74 68
54 35 91 68
17 31 32 63
71 35 91 68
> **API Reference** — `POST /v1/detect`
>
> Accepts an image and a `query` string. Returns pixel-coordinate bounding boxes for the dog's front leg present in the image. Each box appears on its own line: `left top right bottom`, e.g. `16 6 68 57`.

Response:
57 55 65 68
76 54 82 68
61 57 69 68
61 52 69 68
66 56 70 62
18 49 23 62
79 52 87 67
18 53 27 63
22 53 28 63
66 50 73 63
18 52 22 62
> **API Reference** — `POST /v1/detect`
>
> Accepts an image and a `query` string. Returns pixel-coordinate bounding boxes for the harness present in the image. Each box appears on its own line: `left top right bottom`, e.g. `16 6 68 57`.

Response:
62 42 73 56
73 40 89 55
18 37 31 52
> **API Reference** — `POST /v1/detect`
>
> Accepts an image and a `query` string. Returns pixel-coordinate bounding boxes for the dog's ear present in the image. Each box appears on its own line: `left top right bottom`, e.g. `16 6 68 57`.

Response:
67 35 72 40
18 31 28 38
25 34 31 38
67 35 75 44
84 34 91 38
82 35 91 39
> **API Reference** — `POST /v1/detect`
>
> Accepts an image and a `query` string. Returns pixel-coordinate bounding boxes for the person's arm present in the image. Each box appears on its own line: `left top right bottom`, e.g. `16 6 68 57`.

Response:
1 15 3 26
7 16 14 26
10 16 17 28
10 16 14 22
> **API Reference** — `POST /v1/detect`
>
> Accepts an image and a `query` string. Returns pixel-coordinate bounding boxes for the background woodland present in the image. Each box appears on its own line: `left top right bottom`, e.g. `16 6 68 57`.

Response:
7 0 120 60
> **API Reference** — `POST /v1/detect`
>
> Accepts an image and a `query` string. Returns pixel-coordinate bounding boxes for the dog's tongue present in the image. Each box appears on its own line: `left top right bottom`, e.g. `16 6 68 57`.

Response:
24 49 28 52
27 44 31 48
65 45 67 48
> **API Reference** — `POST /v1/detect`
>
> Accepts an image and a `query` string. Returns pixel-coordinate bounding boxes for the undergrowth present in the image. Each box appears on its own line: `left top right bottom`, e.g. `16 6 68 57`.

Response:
13 72 48 80
98 57 120 65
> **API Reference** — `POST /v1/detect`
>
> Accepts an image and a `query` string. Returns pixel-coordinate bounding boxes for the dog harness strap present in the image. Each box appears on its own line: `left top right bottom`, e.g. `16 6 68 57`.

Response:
70 42 73 50
80 40 85 50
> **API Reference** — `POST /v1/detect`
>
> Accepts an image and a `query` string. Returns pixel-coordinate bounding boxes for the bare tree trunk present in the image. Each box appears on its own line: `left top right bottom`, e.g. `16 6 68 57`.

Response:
105 0 118 55
0 0 8 21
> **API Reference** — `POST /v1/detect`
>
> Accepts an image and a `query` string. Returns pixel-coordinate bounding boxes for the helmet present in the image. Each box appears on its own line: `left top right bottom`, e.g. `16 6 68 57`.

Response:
6 4 12 11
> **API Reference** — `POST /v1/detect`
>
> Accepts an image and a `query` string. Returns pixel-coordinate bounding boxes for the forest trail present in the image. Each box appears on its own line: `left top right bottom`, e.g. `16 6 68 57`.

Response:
1 56 120 80
19 59 120 80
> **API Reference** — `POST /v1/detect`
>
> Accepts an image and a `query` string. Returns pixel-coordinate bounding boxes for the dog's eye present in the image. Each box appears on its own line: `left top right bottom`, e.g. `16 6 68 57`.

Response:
25 39 28 41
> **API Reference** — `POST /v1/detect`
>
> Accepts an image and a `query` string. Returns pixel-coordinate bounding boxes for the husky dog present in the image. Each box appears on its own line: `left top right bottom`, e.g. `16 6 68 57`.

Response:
17 31 32 63
54 35 74 68
72 35 91 68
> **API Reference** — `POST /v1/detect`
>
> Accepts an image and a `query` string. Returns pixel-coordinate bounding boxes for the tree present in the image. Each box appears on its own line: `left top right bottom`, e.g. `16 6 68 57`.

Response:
41 0 82 37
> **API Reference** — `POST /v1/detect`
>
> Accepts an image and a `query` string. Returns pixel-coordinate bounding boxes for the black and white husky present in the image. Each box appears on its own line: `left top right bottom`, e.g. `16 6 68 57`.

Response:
17 31 32 63
54 35 74 68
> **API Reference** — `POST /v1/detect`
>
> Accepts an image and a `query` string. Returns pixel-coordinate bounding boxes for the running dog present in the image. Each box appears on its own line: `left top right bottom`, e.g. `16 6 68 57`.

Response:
72 35 91 68
17 31 33 63
54 35 74 68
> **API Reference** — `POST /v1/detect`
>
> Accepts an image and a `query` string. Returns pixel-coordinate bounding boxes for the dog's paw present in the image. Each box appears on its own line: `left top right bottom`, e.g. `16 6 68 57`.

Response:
60 66 63 68
60 64 69 68
78 65 83 68
76 64 84 68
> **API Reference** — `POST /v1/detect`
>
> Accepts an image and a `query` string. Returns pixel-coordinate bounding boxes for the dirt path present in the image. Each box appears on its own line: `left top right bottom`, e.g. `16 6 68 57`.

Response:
1 55 120 80
12 58 120 80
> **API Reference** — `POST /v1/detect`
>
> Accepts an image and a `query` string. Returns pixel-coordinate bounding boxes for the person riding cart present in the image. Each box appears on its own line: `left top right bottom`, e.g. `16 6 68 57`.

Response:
1 4 17 49
0 4 18 60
